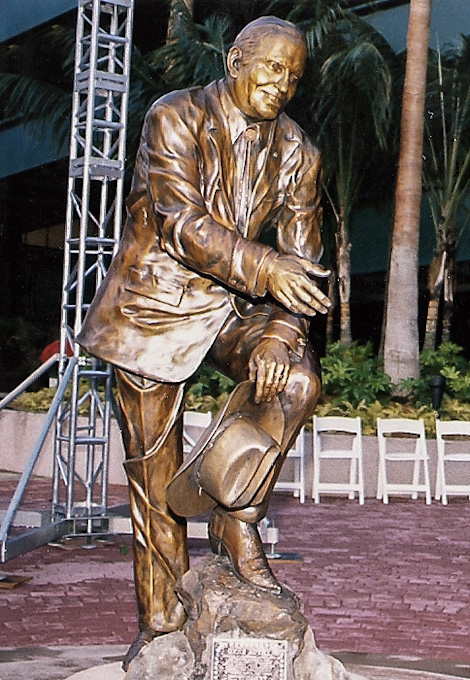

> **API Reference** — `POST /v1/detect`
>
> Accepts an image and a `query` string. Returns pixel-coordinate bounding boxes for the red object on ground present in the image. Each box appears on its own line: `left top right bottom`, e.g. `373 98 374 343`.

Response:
39 340 73 363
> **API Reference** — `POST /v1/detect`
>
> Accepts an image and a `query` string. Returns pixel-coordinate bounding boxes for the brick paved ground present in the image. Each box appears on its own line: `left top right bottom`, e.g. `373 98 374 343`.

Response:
1 478 470 664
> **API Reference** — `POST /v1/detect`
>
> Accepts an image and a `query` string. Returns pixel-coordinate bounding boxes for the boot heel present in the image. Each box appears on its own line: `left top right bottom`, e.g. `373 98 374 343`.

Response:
208 528 226 557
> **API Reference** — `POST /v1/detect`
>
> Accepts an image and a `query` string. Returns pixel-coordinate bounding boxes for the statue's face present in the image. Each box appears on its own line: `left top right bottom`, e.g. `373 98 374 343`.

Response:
228 33 306 121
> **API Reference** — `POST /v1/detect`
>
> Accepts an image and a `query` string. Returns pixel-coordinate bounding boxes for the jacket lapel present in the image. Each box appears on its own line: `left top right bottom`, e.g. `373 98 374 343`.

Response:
250 120 277 214
203 83 236 226
251 119 300 215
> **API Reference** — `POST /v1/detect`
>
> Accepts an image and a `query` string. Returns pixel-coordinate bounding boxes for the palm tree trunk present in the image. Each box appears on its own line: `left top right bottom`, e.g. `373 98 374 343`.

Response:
167 0 194 42
423 296 440 351
325 269 337 346
336 207 352 345
442 244 456 342
383 0 431 383
422 249 446 351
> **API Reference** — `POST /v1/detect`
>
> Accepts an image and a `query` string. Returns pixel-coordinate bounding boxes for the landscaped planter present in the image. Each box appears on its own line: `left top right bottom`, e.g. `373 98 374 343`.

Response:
1 408 446 499
0 408 127 485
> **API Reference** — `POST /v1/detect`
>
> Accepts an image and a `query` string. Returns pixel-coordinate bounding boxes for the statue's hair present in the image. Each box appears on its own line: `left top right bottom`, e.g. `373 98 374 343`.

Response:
232 16 307 63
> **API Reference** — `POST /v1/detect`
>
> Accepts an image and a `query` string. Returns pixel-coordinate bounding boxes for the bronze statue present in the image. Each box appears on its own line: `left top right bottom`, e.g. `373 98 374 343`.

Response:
77 15 330 671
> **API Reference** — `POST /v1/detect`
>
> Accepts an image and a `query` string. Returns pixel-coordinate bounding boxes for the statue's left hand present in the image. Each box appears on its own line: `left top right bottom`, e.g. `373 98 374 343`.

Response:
248 338 291 404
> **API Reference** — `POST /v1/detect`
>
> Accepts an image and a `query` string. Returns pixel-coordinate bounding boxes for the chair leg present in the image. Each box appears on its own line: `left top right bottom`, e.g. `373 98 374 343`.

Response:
312 455 320 504
381 457 389 504
436 455 447 504
299 450 306 504
411 458 420 500
423 458 431 505
435 457 442 502
358 455 365 505
348 458 357 500
293 457 300 499
377 452 385 501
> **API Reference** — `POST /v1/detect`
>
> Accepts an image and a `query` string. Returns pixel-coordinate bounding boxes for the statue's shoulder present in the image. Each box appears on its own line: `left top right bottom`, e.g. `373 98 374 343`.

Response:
277 112 319 157
146 81 219 121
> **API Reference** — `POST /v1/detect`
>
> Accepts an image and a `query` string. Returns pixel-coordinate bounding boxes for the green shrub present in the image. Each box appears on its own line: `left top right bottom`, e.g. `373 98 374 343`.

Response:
320 341 392 408
400 342 470 404
185 365 235 413
316 397 470 437
8 342 470 439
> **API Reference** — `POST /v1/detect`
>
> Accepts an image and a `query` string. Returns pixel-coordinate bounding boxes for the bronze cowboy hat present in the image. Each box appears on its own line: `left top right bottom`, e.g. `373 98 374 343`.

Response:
166 380 285 518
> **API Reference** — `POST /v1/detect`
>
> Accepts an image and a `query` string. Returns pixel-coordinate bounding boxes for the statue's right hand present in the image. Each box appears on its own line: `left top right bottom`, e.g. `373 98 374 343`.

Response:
266 255 331 317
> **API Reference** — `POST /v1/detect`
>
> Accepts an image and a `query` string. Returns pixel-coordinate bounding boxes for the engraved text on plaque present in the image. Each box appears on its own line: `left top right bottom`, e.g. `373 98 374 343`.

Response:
211 637 287 680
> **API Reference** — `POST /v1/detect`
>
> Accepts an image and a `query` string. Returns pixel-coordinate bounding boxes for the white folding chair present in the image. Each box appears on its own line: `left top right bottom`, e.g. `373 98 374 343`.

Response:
274 427 306 503
182 410 212 457
312 416 364 504
435 419 470 505
376 417 431 504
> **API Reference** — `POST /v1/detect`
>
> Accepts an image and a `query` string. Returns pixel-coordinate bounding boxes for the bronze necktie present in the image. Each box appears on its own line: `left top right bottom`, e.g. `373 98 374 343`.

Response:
234 124 260 237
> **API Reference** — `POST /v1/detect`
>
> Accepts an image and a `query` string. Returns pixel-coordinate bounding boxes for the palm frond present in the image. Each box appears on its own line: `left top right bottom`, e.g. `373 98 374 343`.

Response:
146 14 231 89
316 41 391 150
0 73 71 145
423 40 470 240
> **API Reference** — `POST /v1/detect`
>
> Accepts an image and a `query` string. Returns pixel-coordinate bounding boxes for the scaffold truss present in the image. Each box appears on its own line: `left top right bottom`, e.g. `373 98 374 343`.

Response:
0 0 135 561
53 0 134 527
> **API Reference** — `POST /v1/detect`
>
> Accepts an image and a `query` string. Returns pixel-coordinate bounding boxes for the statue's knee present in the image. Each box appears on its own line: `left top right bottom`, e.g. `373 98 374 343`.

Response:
285 363 321 415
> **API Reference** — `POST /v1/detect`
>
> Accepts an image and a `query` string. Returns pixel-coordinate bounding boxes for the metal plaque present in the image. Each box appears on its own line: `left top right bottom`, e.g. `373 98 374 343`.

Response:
211 637 287 680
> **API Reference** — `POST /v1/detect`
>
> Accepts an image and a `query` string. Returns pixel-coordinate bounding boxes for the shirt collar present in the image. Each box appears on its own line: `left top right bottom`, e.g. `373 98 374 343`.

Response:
218 79 273 145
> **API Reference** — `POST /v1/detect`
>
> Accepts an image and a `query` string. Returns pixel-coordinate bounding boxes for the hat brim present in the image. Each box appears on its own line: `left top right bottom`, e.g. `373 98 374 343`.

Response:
166 381 284 518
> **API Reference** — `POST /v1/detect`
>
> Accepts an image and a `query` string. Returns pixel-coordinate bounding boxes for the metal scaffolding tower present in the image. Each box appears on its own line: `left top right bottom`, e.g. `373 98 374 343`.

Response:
53 0 134 528
0 0 134 561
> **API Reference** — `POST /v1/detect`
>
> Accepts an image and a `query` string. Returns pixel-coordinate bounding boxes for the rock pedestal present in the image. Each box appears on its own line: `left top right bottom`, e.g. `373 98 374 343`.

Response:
127 555 368 680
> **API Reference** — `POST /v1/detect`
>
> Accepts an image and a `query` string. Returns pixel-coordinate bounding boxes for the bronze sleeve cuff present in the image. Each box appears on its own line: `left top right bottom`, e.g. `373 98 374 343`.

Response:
229 240 278 298
261 319 307 357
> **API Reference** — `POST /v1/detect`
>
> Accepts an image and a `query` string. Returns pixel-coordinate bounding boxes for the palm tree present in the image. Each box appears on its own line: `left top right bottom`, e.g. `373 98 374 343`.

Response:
312 37 392 344
0 8 231 173
0 23 76 149
0 1 398 357
422 38 470 350
383 0 432 384
167 0 195 40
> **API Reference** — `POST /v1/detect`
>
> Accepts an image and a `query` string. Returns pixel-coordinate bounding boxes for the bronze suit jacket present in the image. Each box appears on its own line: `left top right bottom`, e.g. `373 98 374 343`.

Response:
77 79 323 383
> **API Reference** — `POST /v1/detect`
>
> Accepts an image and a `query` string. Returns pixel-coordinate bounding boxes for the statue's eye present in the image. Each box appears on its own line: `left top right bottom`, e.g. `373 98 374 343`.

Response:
269 61 283 73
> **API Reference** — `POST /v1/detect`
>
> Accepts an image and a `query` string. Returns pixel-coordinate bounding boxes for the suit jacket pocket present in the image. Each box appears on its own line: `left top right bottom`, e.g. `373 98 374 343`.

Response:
124 266 185 308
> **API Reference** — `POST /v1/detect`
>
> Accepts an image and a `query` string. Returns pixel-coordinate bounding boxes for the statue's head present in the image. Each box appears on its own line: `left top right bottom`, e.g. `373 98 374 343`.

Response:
226 16 307 121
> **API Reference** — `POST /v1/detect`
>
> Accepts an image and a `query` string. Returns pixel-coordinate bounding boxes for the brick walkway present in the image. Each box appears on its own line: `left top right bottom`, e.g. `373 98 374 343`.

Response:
1 479 470 664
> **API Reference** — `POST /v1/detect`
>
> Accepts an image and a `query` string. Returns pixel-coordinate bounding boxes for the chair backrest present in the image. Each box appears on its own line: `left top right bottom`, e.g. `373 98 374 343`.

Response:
183 410 212 452
436 419 470 457
288 426 305 456
377 417 425 437
313 415 362 436
436 419 470 438
377 417 427 461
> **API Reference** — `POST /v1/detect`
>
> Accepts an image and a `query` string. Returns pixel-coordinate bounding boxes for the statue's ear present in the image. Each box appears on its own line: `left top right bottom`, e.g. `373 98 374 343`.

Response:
227 45 242 78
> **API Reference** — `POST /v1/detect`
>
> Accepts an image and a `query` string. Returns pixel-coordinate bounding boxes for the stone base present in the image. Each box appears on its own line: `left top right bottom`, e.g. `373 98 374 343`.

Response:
127 555 368 680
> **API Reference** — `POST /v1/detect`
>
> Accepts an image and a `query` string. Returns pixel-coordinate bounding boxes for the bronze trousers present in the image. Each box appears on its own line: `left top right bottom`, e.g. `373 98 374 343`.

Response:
115 306 321 635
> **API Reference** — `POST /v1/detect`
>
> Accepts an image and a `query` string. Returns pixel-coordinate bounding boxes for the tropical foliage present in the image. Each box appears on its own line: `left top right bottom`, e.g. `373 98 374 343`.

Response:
400 342 470 405
311 37 392 344
1 0 470 385
0 23 75 143
422 37 470 349
320 341 392 406
10 342 470 438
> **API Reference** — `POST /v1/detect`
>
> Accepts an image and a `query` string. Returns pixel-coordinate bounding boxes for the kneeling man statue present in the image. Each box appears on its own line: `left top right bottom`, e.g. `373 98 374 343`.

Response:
78 14 330 671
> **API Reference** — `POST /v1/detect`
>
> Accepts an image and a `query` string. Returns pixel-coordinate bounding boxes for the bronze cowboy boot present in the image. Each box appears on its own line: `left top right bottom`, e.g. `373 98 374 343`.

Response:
167 381 286 595
208 506 281 593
